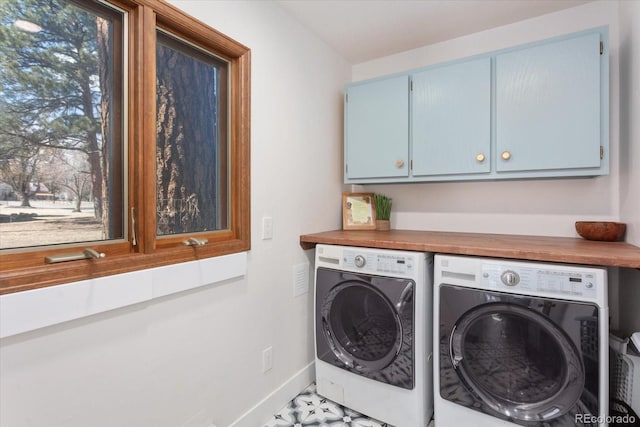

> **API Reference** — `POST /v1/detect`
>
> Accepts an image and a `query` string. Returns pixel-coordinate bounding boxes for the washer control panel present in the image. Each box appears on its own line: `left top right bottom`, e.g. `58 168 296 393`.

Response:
343 249 415 275
482 263 597 298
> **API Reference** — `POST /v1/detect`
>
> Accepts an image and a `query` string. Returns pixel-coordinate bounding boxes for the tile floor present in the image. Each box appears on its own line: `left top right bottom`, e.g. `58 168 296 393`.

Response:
262 383 434 427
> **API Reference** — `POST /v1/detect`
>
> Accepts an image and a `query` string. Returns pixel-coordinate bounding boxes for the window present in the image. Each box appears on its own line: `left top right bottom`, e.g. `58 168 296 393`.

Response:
0 0 124 249
155 30 229 236
0 0 251 294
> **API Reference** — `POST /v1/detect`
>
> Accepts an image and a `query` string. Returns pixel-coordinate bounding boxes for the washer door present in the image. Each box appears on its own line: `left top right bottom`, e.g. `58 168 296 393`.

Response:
321 280 404 373
449 302 585 422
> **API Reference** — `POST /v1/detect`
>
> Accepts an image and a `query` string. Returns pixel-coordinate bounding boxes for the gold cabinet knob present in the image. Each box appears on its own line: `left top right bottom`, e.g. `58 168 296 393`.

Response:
395 159 405 168
501 151 512 160
476 153 485 163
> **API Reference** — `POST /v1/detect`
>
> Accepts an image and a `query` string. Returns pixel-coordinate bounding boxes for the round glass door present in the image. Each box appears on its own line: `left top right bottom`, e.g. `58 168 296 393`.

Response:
450 303 585 422
321 281 402 372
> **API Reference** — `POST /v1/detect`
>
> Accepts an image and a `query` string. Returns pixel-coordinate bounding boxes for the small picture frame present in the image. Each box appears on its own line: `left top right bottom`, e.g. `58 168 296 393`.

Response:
342 192 376 230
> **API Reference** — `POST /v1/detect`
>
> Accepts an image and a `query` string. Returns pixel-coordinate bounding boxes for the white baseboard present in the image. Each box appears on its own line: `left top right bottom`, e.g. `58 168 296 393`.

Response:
229 362 315 427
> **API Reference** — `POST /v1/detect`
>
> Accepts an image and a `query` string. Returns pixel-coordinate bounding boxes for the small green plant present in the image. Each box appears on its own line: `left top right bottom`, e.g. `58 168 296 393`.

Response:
374 193 392 221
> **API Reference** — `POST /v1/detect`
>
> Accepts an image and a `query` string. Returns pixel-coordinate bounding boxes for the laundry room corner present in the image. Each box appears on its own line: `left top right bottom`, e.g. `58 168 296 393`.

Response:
3 0 640 426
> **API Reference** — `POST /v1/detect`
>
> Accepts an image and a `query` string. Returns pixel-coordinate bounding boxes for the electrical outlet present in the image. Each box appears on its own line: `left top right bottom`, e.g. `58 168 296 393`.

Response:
262 346 273 373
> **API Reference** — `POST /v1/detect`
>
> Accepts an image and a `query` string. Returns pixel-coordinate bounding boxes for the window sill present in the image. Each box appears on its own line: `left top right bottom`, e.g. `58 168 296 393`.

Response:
0 251 247 338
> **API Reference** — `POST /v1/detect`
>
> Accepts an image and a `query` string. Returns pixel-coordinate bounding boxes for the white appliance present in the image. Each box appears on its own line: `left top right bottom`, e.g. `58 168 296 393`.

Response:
314 244 434 427
434 255 609 427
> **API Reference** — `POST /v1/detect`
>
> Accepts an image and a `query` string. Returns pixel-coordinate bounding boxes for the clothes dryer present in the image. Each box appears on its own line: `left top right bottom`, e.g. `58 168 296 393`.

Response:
314 244 434 427
434 255 608 427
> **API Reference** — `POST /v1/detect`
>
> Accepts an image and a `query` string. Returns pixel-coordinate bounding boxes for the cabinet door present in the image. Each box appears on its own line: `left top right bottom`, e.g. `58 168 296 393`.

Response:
496 32 601 173
412 58 491 176
345 75 409 180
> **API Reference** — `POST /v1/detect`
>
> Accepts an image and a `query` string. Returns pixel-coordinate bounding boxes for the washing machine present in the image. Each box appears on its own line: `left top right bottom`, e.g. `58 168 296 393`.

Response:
434 255 609 427
314 244 434 427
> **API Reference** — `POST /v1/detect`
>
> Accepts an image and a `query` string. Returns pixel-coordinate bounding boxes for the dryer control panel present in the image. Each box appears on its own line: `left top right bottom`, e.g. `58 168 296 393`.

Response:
436 254 606 304
481 263 598 299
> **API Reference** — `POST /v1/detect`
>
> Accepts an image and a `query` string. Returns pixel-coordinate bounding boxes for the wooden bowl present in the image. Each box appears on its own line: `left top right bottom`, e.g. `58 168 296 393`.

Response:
575 221 626 242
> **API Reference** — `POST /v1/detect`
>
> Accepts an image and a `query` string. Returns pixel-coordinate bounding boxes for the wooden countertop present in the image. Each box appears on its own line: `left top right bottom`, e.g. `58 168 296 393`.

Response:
300 229 640 269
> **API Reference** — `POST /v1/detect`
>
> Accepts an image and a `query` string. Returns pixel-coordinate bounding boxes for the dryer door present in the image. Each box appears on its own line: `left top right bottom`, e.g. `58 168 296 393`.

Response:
439 284 599 425
450 302 584 422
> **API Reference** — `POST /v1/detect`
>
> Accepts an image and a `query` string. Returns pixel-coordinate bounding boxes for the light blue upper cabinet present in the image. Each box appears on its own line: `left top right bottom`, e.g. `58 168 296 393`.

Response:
412 58 491 177
496 32 603 174
343 26 608 184
345 74 410 180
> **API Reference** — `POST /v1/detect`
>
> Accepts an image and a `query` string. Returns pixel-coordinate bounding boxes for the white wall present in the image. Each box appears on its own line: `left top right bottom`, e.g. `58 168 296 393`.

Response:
618 0 640 336
353 0 621 239
0 1 349 426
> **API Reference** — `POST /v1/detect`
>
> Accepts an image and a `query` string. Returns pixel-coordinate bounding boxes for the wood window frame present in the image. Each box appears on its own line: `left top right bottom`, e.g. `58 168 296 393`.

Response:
0 0 251 294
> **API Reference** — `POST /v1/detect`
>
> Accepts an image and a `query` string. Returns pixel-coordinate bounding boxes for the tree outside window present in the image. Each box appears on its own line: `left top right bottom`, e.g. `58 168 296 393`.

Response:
0 0 123 249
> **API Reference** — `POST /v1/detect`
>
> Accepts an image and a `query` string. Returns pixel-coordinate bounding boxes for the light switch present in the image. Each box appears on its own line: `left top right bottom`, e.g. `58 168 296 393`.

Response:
261 216 273 240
